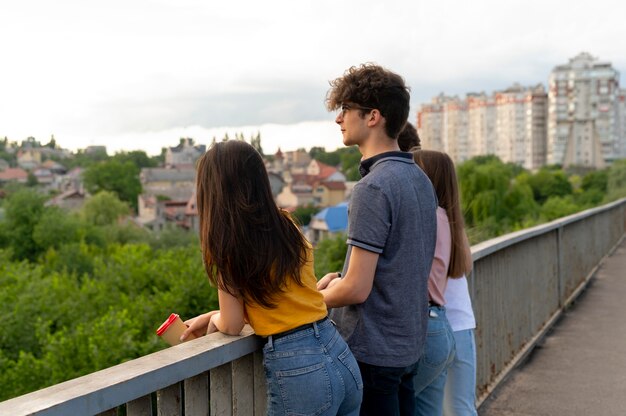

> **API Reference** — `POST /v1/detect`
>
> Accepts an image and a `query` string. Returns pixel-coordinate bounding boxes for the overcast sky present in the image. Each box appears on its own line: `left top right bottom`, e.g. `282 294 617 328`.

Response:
2 0 625 155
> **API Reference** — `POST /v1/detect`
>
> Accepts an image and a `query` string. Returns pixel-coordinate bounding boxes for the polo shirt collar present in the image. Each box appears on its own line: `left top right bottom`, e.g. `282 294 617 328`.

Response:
359 151 413 178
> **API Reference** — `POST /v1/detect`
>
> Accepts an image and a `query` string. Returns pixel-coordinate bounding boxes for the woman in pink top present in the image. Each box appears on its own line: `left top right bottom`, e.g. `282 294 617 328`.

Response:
412 150 473 416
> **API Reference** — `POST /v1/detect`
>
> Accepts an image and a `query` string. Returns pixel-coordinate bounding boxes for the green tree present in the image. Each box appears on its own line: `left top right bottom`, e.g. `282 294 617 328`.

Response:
292 204 319 226
26 172 38 187
2 189 46 261
310 148 341 166
458 156 512 228
83 160 141 210
314 233 347 277
81 191 130 226
526 168 573 204
606 159 626 201
250 132 263 156
112 150 158 169
581 169 608 193
32 207 81 251
339 146 362 181
540 196 580 221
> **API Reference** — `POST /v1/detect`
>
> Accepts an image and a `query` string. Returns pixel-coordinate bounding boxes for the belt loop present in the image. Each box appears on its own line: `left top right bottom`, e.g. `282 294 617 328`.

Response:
313 320 320 338
267 335 274 350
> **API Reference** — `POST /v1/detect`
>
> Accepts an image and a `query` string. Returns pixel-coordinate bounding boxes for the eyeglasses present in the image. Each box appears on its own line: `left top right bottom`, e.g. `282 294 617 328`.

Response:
338 103 376 117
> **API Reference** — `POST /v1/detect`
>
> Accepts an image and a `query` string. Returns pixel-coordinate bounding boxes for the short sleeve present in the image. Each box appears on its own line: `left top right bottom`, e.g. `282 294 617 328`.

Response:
346 183 391 254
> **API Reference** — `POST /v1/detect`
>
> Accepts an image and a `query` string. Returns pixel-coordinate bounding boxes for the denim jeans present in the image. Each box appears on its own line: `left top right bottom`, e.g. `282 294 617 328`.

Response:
414 306 456 416
263 318 363 416
357 360 420 416
443 329 477 416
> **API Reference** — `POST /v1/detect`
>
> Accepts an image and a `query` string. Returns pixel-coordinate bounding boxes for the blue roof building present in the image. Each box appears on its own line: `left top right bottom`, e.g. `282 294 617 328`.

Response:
308 202 348 243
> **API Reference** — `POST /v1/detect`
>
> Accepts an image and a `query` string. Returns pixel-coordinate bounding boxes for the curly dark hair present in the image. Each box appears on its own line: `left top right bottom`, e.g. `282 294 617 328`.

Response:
326 63 411 139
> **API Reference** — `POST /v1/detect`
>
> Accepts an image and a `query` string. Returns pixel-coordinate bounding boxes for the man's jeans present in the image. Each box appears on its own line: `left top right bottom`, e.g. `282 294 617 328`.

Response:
443 329 478 416
414 306 456 416
263 318 363 416
357 360 420 416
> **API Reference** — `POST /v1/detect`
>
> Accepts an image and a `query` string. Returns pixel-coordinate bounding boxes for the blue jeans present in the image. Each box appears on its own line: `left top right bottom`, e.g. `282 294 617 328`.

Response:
263 318 363 416
414 306 456 416
357 360 420 416
443 329 477 416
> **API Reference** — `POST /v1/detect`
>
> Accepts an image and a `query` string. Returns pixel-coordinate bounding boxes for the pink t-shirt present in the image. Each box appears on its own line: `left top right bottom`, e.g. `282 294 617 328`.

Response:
429 207 451 306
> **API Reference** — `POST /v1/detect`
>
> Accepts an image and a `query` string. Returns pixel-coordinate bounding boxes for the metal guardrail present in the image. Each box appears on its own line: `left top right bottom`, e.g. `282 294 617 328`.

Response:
1 198 624 416
470 197 626 406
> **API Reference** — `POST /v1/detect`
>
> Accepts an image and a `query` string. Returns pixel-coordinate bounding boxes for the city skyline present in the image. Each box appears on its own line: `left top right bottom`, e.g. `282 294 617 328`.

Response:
2 0 626 155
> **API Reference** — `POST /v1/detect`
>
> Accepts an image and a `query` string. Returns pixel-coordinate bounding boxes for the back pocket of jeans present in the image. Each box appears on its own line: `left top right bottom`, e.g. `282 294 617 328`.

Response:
338 347 364 390
276 362 332 415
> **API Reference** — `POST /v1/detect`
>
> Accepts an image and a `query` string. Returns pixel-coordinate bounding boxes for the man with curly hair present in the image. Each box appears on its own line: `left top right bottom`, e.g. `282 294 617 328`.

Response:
317 64 438 415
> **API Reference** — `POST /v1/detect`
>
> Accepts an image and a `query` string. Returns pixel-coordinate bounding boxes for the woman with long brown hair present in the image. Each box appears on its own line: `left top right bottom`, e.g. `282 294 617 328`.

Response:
181 140 362 416
412 149 474 416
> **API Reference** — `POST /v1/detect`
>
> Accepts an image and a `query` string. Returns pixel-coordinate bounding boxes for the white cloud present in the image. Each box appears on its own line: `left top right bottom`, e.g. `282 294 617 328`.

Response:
1 0 625 151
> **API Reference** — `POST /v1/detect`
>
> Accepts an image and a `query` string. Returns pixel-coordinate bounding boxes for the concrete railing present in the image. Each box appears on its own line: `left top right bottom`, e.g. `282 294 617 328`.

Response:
1 198 625 416
471 197 626 406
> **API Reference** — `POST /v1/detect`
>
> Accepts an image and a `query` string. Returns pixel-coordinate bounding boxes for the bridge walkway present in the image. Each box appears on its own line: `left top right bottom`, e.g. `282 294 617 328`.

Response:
480 238 626 416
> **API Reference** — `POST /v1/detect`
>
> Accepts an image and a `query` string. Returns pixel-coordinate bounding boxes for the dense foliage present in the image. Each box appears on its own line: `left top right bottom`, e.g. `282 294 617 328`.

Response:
1 149 626 401
0 190 214 401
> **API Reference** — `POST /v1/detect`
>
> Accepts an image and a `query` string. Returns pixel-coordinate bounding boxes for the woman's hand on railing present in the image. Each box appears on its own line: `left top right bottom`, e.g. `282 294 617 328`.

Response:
181 311 220 341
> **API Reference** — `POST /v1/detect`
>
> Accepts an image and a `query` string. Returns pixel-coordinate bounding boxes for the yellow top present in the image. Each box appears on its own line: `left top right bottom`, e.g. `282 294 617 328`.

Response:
244 245 327 337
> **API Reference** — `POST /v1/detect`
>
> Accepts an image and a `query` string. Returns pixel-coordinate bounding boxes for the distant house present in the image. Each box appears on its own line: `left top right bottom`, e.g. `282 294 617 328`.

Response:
283 149 311 174
268 172 285 198
307 202 348 244
0 159 9 171
33 168 54 184
138 166 197 229
275 159 348 210
0 167 28 184
41 160 67 175
165 138 206 168
16 149 42 170
313 181 346 207
46 188 87 211
53 167 84 193
186 192 199 232
140 167 196 195
306 160 347 182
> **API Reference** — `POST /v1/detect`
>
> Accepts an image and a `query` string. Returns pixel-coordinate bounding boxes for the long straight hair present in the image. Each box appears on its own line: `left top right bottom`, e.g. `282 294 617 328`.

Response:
195 140 308 308
413 150 470 278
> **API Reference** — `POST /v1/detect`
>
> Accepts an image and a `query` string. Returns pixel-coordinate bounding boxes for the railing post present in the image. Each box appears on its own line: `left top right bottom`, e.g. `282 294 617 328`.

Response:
157 382 182 416
211 362 233 416
253 351 267 415
184 372 209 416
232 355 254 415
556 225 564 307
127 395 152 416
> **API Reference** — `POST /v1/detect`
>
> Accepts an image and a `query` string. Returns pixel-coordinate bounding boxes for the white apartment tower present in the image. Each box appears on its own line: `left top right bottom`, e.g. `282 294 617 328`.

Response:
417 94 447 152
443 98 470 162
495 84 547 170
418 86 546 169
548 52 621 168
467 92 496 158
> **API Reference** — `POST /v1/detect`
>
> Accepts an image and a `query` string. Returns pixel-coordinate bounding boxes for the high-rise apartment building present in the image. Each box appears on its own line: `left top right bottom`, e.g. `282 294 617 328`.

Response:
547 52 621 168
467 92 496 158
417 85 547 169
443 97 469 162
495 84 547 170
417 94 447 152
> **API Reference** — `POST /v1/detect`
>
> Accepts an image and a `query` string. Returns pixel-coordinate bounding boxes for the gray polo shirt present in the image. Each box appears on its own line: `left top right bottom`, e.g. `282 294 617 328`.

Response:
330 151 437 367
